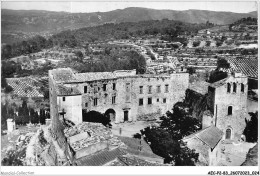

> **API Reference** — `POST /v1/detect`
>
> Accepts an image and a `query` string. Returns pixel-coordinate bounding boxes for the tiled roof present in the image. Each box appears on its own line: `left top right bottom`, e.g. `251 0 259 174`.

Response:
226 58 258 79
117 156 163 166
209 78 229 88
50 68 174 84
6 77 44 98
184 126 223 149
56 84 81 96
189 81 210 95
117 136 163 160
75 72 116 82
75 148 127 166
51 68 77 83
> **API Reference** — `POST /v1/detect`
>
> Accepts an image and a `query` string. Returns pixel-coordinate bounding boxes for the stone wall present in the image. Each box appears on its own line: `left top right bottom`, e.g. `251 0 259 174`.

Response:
63 73 189 124
213 76 250 140
57 95 82 124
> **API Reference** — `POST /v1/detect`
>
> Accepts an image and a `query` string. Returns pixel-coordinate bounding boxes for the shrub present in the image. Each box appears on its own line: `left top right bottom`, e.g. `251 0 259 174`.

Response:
192 41 201 47
243 112 258 142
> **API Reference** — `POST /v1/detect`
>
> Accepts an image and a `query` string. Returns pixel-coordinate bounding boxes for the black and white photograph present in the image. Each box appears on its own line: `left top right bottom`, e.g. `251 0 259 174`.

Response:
0 0 258 175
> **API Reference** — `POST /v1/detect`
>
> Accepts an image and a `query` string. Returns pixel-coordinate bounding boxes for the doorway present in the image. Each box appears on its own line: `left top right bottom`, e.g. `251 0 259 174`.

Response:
105 109 116 122
226 128 231 139
124 111 129 122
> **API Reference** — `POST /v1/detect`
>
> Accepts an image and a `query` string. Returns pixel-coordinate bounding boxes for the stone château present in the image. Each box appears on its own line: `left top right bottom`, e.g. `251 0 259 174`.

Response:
49 68 189 124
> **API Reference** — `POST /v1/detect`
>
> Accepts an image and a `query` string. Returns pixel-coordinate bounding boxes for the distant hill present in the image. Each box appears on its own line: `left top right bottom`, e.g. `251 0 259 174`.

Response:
2 7 257 33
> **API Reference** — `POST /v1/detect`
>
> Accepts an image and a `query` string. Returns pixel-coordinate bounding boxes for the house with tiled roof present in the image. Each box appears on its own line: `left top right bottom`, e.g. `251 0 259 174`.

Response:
6 77 45 98
183 125 223 166
63 122 164 166
225 57 258 79
116 136 164 163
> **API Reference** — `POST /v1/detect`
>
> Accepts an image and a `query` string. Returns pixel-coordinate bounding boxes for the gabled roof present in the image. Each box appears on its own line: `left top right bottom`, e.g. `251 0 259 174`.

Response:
227 58 258 79
209 77 229 88
6 77 44 98
75 148 127 166
117 136 163 160
189 81 210 95
117 156 164 166
183 126 223 150
75 72 116 82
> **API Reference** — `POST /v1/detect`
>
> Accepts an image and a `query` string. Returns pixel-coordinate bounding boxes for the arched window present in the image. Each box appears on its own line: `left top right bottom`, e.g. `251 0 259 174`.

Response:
226 128 231 139
233 83 236 93
227 83 231 93
241 83 244 93
228 106 232 115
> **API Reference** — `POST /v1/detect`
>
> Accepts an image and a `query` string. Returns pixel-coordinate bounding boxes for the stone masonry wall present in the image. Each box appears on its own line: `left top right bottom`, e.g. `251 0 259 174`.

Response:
57 95 82 124
214 76 250 140
64 73 189 123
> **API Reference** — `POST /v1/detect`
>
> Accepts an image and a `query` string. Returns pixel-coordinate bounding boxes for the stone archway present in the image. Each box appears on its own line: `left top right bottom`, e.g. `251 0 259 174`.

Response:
104 109 116 122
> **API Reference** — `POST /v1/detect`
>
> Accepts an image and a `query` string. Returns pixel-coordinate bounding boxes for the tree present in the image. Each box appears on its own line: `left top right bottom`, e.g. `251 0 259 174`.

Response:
216 40 223 47
187 67 196 75
5 85 13 93
217 58 230 70
192 41 200 47
39 109 46 124
243 112 258 142
74 50 84 62
208 70 228 83
206 41 211 47
82 110 111 127
142 103 200 165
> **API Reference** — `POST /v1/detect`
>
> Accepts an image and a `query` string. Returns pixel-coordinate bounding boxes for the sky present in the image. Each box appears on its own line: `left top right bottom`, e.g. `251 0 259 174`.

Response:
1 1 258 13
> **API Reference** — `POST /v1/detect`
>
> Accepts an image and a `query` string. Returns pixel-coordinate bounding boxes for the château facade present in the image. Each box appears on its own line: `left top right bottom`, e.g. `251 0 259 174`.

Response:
49 68 189 124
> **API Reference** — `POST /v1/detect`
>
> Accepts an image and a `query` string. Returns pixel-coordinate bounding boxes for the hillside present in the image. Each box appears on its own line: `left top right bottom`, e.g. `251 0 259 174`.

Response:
2 8 257 44
1 19 209 60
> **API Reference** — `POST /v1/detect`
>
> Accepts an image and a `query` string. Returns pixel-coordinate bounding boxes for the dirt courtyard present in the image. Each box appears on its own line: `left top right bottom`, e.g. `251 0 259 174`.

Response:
110 120 158 137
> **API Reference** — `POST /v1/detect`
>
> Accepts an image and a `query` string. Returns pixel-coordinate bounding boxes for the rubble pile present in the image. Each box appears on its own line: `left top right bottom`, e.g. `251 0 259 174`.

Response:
1 133 34 166
25 126 74 166
64 122 125 152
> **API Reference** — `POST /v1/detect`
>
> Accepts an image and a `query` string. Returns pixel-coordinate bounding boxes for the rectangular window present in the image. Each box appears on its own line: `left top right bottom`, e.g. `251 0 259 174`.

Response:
140 86 143 94
139 98 143 106
103 84 107 91
112 96 116 104
165 84 169 93
148 97 152 105
126 83 130 92
163 98 166 103
94 98 98 106
63 97 66 101
113 83 116 90
241 83 244 93
157 85 161 93
94 86 98 93
84 86 88 93
85 102 88 107
148 86 152 94
228 106 232 115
